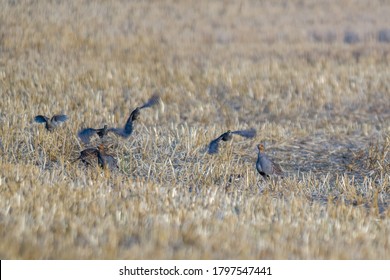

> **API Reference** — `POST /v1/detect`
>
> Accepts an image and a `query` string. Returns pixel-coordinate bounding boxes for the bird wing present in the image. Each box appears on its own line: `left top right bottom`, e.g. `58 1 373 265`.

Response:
51 114 68 124
232 128 256 138
109 127 131 138
80 147 99 158
34 115 49 123
258 152 283 177
208 136 222 154
108 109 136 139
129 107 140 122
272 161 284 175
123 111 136 135
72 147 98 163
78 128 97 144
139 94 160 109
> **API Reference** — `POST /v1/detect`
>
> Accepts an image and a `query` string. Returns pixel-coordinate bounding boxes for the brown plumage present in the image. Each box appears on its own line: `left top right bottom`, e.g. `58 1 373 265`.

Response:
72 147 100 166
96 144 118 170
73 144 118 170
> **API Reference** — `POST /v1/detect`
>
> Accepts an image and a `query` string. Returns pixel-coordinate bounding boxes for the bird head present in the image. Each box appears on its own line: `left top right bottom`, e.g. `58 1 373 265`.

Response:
257 143 265 152
97 144 105 152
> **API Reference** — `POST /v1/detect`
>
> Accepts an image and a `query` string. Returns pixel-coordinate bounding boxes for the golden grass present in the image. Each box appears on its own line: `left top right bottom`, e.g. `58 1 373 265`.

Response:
0 0 389 259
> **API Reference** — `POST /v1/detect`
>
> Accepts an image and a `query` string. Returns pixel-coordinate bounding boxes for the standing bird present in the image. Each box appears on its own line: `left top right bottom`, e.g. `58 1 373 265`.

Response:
78 124 110 145
110 94 160 139
34 114 68 132
208 128 256 154
256 143 283 179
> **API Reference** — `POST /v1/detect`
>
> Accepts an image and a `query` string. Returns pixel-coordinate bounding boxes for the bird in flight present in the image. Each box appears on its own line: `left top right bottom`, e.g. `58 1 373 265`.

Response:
34 114 68 132
78 124 110 145
110 93 160 138
78 94 160 144
256 143 283 179
208 128 256 154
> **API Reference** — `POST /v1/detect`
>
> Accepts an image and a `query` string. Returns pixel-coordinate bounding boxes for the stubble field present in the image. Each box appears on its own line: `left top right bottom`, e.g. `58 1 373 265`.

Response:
0 0 390 259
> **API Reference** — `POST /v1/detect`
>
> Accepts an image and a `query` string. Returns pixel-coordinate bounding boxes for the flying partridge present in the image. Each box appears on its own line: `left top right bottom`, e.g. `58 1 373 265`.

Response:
78 124 110 144
34 114 68 132
208 128 256 154
110 94 160 138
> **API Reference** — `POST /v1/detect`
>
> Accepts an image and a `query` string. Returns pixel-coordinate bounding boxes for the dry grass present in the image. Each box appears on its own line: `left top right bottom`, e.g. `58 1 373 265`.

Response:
0 0 390 259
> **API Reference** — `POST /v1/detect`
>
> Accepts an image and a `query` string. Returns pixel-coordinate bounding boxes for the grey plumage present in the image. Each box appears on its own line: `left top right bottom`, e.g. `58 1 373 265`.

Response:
110 94 160 139
256 143 283 179
98 154 118 170
208 128 256 154
77 94 160 143
78 125 110 144
34 114 68 131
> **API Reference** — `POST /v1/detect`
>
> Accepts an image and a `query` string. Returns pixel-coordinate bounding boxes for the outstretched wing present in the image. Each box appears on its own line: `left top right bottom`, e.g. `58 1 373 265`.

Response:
129 107 141 122
51 114 68 124
139 94 160 109
78 128 97 144
109 127 132 139
208 136 222 154
124 116 134 136
232 128 256 138
108 109 135 139
34 115 48 123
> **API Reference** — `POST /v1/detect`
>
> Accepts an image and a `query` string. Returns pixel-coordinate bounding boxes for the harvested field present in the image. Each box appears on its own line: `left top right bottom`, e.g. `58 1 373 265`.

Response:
0 0 389 259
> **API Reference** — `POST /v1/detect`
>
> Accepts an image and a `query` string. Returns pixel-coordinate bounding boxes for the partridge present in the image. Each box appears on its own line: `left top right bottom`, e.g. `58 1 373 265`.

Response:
208 129 256 154
110 94 160 138
34 114 68 132
256 143 283 179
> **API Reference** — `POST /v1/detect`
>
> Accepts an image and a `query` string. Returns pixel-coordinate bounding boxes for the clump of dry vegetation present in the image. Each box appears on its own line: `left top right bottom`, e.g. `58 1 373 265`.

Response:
0 0 389 259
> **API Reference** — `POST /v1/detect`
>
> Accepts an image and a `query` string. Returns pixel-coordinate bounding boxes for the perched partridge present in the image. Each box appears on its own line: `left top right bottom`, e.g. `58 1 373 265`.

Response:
256 143 283 179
